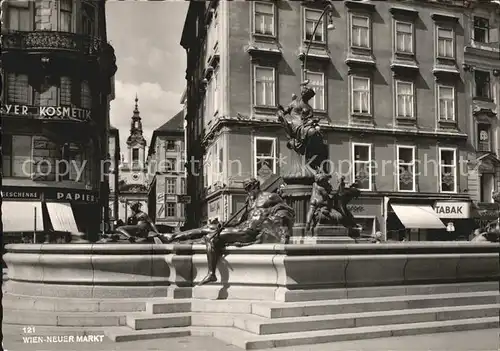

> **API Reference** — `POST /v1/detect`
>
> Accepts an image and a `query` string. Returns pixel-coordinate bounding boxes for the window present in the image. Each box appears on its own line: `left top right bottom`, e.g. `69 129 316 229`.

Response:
437 27 454 58
437 85 455 121
351 76 370 114
439 148 457 193
165 178 177 194
166 140 176 151
474 17 489 43
82 2 96 37
81 81 92 109
59 143 85 182
6 73 36 105
305 71 325 110
254 66 275 106
8 1 31 31
395 21 413 53
166 202 176 217
352 143 372 191
395 81 414 118
304 9 324 42
180 178 186 194
396 146 416 192
477 124 491 152
351 15 370 49
2 135 32 178
60 77 72 105
59 0 73 32
166 158 177 171
132 149 139 162
254 2 274 36
254 137 276 178
474 70 491 99
213 69 219 114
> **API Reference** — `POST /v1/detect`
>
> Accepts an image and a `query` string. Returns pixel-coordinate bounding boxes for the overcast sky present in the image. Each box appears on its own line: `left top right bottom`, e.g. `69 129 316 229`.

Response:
106 1 188 160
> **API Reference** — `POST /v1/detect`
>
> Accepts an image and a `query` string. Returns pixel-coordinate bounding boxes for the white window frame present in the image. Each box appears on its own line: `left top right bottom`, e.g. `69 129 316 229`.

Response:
165 177 177 195
350 76 371 115
253 136 277 178
304 8 325 43
395 80 414 118
253 65 276 107
394 20 413 54
7 1 32 31
165 202 176 218
350 14 371 49
438 147 457 193
58 0 75 33
437 84 455 122
351 142 372 191
436 26 455 59
253 1 275 36
396 145 416 192
305 70 325 111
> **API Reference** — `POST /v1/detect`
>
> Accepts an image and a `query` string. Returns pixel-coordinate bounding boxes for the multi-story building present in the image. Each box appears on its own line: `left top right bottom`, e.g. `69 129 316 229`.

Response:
147 110 187 231
462 0 500 229
1 0 116 242
117 96 148 222
108 125 120 228
181 0 492 240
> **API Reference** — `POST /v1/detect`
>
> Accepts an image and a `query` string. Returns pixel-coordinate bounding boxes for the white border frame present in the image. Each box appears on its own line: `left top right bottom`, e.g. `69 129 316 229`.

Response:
252 1 276 37
253 136 277 178
395 80 414 118
438 147 457 193
349 13 371 50
435 25 455 60
304 70 326 111
350 75 371 115
303 7 326 43
252 65 276 107
351 142 373 191
436 84 456 122
396 145 416 192
394 20 414 54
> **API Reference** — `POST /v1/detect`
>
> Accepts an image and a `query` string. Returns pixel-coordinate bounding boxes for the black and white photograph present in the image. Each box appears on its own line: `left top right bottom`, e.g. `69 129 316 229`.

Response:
1 0 499 350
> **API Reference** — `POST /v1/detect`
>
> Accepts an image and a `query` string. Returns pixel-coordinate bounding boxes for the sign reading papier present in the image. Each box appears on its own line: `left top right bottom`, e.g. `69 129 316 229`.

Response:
434 201 470 219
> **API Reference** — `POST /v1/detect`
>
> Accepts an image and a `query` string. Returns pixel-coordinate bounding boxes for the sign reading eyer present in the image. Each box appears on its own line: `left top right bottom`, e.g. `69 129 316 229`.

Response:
434 201 470 219
2 104 91 122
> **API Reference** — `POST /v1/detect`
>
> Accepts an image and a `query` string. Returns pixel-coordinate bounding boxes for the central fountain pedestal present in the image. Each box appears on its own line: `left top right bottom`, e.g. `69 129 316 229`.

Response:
291 224 355 244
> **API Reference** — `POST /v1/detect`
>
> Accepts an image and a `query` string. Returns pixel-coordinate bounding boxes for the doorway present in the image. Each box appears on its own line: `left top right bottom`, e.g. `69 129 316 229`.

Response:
480 173 495 203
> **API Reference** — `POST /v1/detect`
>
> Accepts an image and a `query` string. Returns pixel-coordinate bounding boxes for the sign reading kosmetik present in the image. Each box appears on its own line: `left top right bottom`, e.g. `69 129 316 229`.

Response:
434 201 470 219
2 104 91 122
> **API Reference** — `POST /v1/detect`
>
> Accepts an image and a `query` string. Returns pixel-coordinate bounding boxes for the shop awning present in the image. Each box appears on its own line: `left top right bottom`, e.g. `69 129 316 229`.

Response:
392 204 446 229
2 201 44 232
46 202 79 233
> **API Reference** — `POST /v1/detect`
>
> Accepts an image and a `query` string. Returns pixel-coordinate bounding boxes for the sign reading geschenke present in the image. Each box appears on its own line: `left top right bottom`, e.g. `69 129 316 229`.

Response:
2 104 91 122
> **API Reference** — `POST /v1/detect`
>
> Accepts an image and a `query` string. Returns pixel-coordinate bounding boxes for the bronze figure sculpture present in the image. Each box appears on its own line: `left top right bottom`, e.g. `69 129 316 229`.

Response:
165 178 295 285
276 82 328 171
305 173 361 236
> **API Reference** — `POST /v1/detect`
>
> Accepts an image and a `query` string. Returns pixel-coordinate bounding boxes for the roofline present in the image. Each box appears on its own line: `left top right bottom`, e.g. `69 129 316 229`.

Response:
180 87 187 104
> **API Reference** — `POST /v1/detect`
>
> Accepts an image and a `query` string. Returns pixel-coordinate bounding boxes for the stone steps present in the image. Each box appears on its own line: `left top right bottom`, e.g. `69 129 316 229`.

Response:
125 304 499 334
105 317 499 349
3 309 129 327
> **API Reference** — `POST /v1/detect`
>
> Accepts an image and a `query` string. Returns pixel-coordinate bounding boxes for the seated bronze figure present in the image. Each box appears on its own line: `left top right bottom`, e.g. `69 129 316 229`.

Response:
166 178 295 285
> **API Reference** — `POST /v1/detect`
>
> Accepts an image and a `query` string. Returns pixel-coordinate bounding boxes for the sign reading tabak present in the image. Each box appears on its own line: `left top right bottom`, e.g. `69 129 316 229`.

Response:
2 104 91 122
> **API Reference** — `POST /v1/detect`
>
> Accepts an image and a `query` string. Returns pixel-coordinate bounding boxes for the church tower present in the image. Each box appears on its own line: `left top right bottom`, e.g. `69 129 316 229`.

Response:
117 95 149 222
124 94 147 185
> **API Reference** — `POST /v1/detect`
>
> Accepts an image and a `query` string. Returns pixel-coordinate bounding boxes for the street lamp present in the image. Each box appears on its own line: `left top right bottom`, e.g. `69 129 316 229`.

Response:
301 1 336 82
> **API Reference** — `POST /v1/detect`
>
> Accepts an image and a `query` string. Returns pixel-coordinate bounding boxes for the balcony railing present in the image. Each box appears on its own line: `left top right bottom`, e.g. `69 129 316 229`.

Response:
2 30 111 57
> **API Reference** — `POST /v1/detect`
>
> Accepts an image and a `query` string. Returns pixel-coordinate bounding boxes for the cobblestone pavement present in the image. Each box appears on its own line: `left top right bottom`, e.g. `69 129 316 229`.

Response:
2 325 499 351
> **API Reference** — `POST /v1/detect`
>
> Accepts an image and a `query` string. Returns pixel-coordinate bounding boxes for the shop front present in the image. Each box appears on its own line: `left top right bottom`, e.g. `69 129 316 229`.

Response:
347 197 383 238
433 201 474 240
2 186 100 243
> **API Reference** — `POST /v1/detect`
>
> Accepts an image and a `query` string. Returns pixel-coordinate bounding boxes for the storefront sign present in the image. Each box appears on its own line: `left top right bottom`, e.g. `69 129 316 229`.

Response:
434 201 470 219
2 104 91 122
1 187 42 200
347 198 382 217
474 203 499 221
45 189 99 203
347 205 364 213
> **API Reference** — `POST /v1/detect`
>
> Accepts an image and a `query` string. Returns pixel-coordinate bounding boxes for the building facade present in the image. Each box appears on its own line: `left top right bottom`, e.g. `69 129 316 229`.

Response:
117 96 148 222
108 125 120 227
181 0 499 240
461 1 500 229
147 111 187 231
1 0 116 242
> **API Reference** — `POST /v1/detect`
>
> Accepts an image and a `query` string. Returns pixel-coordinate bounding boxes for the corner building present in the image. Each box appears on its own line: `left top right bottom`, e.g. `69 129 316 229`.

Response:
182 0 481 240
1 0 117 242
